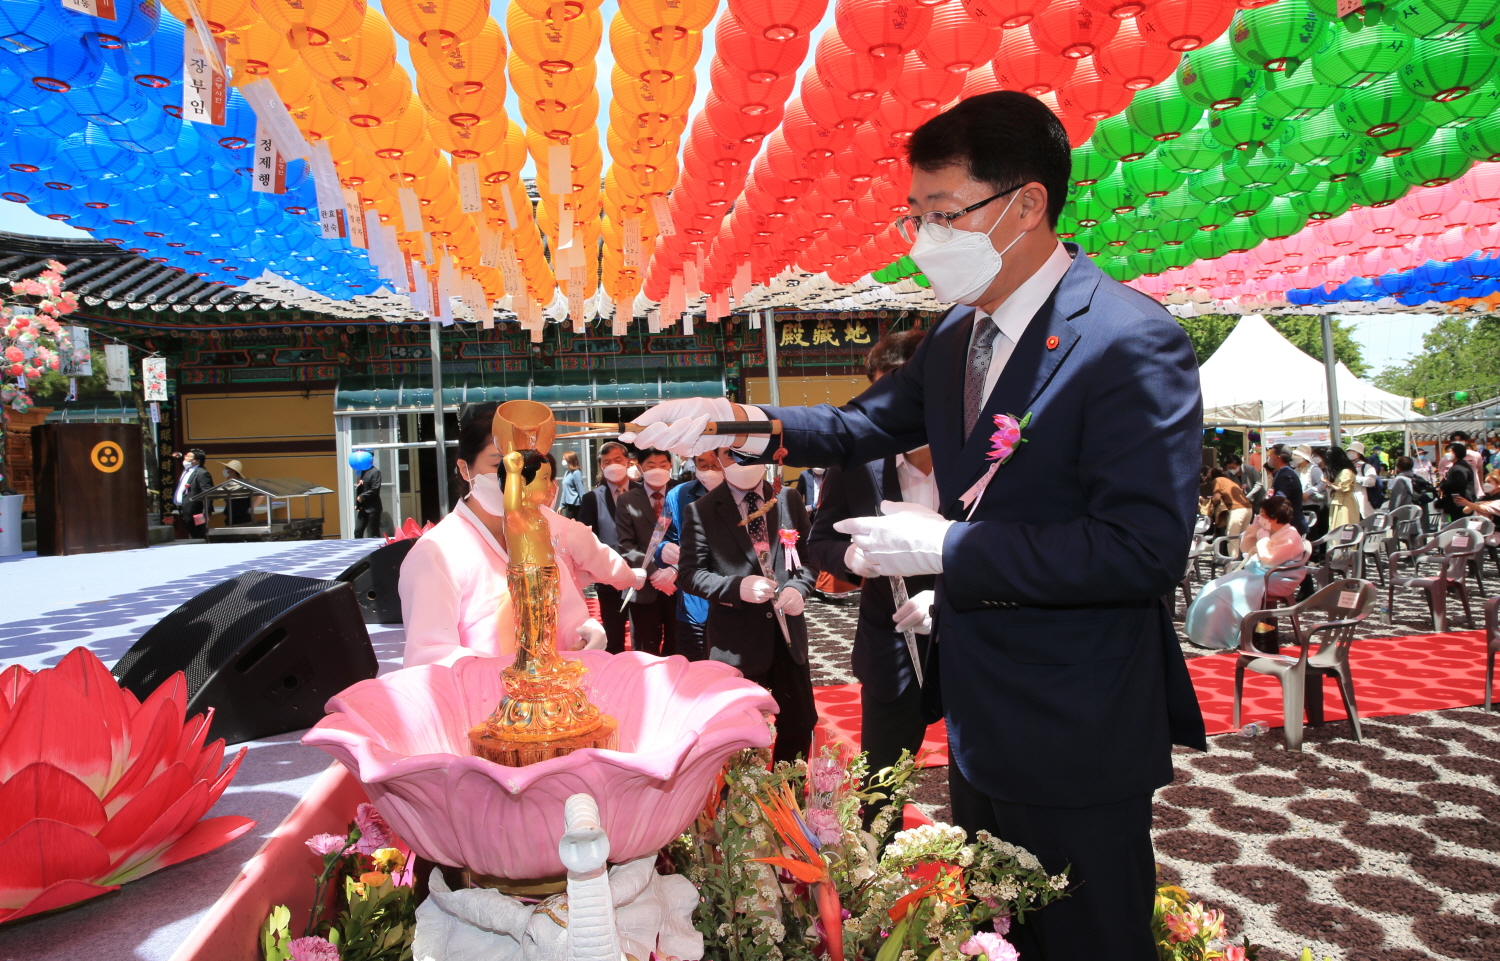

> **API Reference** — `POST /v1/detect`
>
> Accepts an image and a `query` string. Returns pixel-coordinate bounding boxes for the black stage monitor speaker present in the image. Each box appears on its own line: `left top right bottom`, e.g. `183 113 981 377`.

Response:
336 538 418 624
112 570 378 744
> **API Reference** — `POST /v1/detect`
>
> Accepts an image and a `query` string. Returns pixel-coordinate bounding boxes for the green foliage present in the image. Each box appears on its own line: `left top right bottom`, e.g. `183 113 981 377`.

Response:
25 348 112 400
260 905 292 961
1176 314 1369 377
1373 315 1500 410
327 875 416 961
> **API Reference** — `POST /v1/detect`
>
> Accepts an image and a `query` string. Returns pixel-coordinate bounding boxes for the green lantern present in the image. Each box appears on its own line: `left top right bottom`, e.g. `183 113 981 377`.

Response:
1122 160 1188 197
1091 113 1158 163
1323 144 1379 178
1055 211 1083 238
1209 102 1290 150
1391 0 1499 40
1458 104 1500 158
1071 141 1117 186
1090 171 1141 213
1216 218 1267 252
1095 217 1135 246
1398 32 1499 103
1098 255 1136 282
1067 193 1114 227
1197 200 1236 230
1131 199 1167 231
1126 251 1160 276
1421 75 1500 124
1344 154 1412 203
1158 243 1198 268
1188 229 1234 261
1361 118 1436 156
1158 217 1201 244
1311 21 1414 88
1154 184 1208 220
1277 110 1360 164
1230 0 1328 72
1288 179 1352 219
1188 165 1243 203
1393 124 1476 183
1225 147 1296 188
1227 187 1273 217
1177 36 1261 111
1250 196 1309 238
1156 120 1233 172
1334 74 1426 136
1074 229 1109 255
1125 77 1207 144
1126 229 1165 254
1255 62 1347 119
1280 163 1328 194
1454 389 1471 401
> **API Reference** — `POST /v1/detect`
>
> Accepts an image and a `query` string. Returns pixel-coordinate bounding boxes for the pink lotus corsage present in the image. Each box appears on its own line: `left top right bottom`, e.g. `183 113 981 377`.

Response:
779 528 801 570
959 412 1032 518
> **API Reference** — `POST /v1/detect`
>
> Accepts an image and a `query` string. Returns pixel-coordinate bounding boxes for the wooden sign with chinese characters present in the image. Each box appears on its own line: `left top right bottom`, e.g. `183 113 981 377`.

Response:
776 317 875 350
251 122 286 194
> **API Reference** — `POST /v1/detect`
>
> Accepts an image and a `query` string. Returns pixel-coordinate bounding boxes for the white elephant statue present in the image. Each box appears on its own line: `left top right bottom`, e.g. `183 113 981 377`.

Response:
413 794 704 961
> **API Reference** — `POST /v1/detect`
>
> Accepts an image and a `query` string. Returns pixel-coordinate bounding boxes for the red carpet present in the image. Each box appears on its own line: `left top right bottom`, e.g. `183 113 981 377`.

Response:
1189 629 1491 735
813 684 949 768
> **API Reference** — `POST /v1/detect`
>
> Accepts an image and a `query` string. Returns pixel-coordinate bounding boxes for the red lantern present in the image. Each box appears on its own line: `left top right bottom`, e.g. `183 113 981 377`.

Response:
961 61 1003 97
916 1 1002 73
893 48 967 109
766 129 820 186
1039 90 1097 145
875 91 943 143
1080 0 1151 20
716 11 811 85
835 143 882 183
961 0 1053 30
704 90 785 143
994 26 1076 95
1135 0 1234 52
834 0 935 61
1029 3 1120 60
686 118 760 173
1054 56 1132 121
816 168 863 206
782 98 858 162
802 71 880 128
1094 18 1180 90
851 116 908 167
710 58 797 115
728 0 829 43
815 28 905 103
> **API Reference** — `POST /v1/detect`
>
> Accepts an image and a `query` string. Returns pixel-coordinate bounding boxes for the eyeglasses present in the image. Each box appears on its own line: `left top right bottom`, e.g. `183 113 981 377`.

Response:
894 184 1022 243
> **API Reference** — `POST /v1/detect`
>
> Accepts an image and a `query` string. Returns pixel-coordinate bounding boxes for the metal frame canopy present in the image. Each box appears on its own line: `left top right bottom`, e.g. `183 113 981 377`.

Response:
197 476 332 541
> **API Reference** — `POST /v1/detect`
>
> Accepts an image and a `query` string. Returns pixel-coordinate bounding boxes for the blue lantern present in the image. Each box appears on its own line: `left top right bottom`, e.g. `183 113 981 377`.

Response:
56 0 159 48
0 0 65 53
122 10 179 89
11 92 86 138
1 33 103 93
105 92 180 152
63 65 146 124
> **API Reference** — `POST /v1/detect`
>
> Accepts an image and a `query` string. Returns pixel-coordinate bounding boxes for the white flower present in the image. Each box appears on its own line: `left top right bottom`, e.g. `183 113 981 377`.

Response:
1017 850 1041 871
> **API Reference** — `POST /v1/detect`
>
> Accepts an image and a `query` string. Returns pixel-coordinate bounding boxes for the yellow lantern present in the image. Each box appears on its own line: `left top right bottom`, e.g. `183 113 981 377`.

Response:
519 89 599 142
609 17 702 83
385 144 443 185
219 21 297 76
412 18 507 97
616 0 717 37
302 8 398 91
610 66 695 119
350 95 431 158
607 100 688 149
258 0 367 48
508 4 604 74
319 68 413 128
289 89 346 142
267 63 316 111
526 128 603 172
384 0 488 50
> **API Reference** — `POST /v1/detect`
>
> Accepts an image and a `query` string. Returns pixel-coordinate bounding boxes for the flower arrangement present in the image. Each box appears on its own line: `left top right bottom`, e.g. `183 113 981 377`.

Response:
668 746 1069 961
1153 883 1260 961
260 803 416 961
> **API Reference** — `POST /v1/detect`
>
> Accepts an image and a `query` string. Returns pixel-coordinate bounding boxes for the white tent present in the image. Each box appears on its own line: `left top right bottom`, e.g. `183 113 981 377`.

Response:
1198 314 1413 427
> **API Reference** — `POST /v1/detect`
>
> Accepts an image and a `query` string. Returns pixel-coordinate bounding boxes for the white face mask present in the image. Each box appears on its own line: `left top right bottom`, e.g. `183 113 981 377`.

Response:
724 463 767 491
627 464 642 481
907 189 1025 305
643 468 671 489
467 471 505 515
602 463 628 484
698 469 725 490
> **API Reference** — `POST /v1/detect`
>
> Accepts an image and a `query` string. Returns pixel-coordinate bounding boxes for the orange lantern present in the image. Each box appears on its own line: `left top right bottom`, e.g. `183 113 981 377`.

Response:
288 89 345 142
219 21 297 77
610 16 705 83
615 65 697 118
618 0 718 37
608 99 689 149
258 0 367 48
420 74 510 127
350 95 431 158
513 0 605 21
383 0 488 50
161 0 257 34
917 0 1002 73
511 55 598 111
267 64 315 110
510 4 604 75
428 113 511 159
301 8 398 89
519 89 600 142
320 67 412 128
411 18 507 97
526 128 604 173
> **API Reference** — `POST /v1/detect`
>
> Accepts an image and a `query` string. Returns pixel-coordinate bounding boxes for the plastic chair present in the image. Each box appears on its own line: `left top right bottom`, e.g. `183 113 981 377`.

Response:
1386 529 1484 632
1486 596 1499 714
1180 532 1210 609
1302 509 1318 533
1310 524 1365 585
1385 505 1425 557
1232 579 1379 752
1205 535 1240 579
1359 511 1393 586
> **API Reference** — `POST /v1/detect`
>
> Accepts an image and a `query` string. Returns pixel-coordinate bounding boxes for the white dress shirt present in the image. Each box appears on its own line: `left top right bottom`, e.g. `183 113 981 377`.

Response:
971 241 1075 405
895 452 939 512
173 465 197 506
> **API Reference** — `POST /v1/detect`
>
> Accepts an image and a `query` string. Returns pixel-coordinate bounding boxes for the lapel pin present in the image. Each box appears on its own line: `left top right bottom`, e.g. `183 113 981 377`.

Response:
1046 335 1060 350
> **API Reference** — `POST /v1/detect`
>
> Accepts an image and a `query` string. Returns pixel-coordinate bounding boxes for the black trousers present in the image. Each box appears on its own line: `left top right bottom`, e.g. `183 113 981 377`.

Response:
354 505 382 538
862 679 928 781
628 592 676 657
596 585 630 654
675 616 706 662
744 634 817 765
949 762 1157 961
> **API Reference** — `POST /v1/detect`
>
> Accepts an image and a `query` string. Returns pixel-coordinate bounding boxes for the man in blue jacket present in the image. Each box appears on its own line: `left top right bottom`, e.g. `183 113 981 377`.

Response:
624 92 1206 959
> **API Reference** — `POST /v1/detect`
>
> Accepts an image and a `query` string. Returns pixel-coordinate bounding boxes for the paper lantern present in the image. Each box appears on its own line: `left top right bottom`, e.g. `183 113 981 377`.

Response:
1125 75 1205 140
1422 77 1500 126
1137 0 1236 52
1311 21 1413 88
511 4 603 74
1458 107 1500 159
610 15 703 82
1394 125 1474 185
1209 101 1287 150
1277 110 1359 165
728 0 829 42
8 34 104 92
1071 141 1118 184
704 89 784 142
892 47 966 108
916 1 1002 73
412 18 506 99
962 61 1004 96
1289 179 1351 219
1250 196 1308 238
0 0 67 52
1253 60 1346 119
518 89 597 142
1390 0 1496 41
1335 74 1425 137
1345 154 1412 204
962 0 1053 30
834 0 934 60
430 113 509 160
1364 118 1435 157
1095 18 1183 90
383 0 486 49
1399 33 1498 103
1188 162 1241 202
1224 146 1294 187
1156 118 1231 170
993 26 1076 95
320 67 411 128
1055 57 1133 120
1229 0 1325 72
1039 89 1098 145
257 0 365 48
719 11 811 84
514 55 598 116
1090 170 1141 211
1176 35 1258 110
618 0 717 36
62 66 147 125
709 59 795 114
1092 111 1159 161
1029 2 1120 59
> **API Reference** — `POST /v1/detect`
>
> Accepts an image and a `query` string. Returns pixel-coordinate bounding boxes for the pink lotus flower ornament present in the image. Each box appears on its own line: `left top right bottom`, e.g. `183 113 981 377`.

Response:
958 412 1032 518
303 651 777 879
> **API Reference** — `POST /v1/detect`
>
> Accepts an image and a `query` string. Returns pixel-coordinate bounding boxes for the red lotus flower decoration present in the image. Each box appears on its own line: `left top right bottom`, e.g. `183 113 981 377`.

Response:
0 648 255 925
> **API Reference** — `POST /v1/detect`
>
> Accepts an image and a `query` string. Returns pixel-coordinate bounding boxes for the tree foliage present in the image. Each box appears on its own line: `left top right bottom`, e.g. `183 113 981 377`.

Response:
1373 315 1500 411
1177 314 1369 378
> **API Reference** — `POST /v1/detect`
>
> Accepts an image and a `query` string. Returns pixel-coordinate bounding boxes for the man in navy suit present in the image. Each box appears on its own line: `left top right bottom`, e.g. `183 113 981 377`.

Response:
625 92 1206 959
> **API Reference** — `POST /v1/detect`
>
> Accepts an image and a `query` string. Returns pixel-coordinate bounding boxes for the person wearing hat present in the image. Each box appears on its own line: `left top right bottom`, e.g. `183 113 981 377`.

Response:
219 459 254 526
1292 444 1327 541
1347 441 1380 517
351 450 383 538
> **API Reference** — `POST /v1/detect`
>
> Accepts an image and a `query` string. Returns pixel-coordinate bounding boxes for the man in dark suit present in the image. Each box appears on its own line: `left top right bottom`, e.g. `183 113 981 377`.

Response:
679 464 817 764
793 468 824 519
1267 444 1306 535
576 440 640 653
170 448 213 539
616 449 680 657
625 92 1205 959
353 453 383 538
807 328 935 791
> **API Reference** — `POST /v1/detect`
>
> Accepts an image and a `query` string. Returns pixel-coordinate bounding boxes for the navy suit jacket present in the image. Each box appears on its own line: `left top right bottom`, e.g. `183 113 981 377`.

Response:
760 246 1207 808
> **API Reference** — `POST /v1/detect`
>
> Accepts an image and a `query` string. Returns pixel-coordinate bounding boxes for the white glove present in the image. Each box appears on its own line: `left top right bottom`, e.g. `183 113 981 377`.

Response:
775 586 805 616
566 618 607 651
660 541 681 566
619 397 745 455
893 589 935 634
844 543 877 578
632 568 648 590
833 500 953 577
649 566 678 594
739 575 777 604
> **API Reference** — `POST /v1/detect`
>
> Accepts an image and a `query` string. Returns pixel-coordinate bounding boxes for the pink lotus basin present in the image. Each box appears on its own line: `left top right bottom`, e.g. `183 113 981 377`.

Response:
303 651 776 879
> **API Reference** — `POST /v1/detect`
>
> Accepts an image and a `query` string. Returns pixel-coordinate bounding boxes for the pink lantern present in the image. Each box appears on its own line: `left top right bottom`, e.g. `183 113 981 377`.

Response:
1353 204 1409 236
1454 162 1500 205
1432 226 1473 261
1396 182 1460 222
1312 212 1360 249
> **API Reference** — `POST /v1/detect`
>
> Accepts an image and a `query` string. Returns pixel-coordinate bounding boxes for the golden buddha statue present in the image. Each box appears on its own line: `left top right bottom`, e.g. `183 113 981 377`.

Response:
469 401 619 767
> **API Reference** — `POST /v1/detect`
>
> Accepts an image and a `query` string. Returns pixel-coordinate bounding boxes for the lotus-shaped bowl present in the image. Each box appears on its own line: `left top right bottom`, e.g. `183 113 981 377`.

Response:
303 651 776 879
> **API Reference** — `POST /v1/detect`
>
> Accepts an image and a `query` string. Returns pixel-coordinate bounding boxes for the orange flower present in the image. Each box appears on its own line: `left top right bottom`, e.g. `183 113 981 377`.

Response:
359 871 389 887
888 864 965 924
749 783 843 961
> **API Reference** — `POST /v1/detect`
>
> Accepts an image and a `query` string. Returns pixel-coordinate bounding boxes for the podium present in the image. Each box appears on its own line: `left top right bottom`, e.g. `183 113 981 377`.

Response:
32 423 149 556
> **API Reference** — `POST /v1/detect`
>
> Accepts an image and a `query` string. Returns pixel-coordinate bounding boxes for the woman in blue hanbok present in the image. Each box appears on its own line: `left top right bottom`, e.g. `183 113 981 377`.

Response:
1185 495 1310 651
